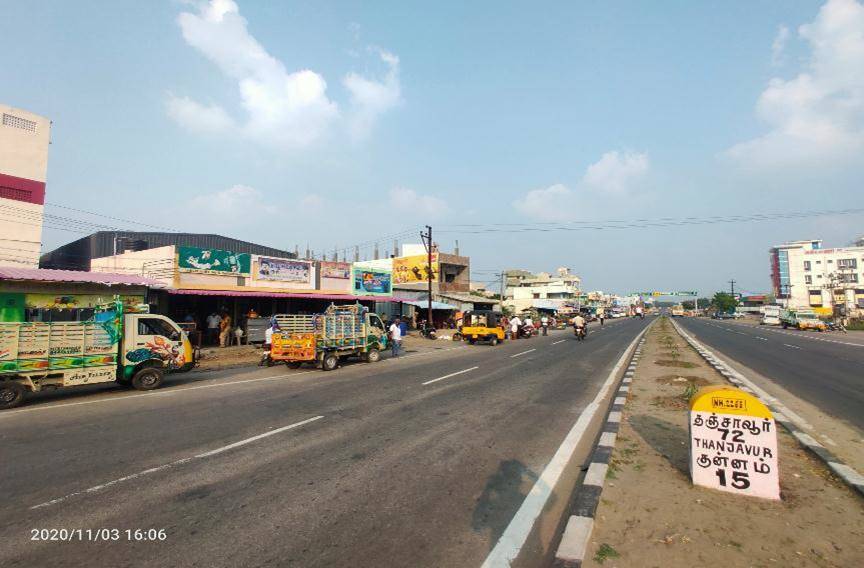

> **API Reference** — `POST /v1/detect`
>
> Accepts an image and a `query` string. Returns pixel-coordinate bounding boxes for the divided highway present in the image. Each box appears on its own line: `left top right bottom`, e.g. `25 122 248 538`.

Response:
677 318 864 431
1 318 649 568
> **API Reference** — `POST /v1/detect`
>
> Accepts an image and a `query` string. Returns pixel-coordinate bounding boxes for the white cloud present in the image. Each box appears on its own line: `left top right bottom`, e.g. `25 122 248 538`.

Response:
165 95 235 133
724 0 864 170
582 151 649 193
771 25 790 66
343 48 402 140
190 184 276 215
171 0 338 148
169 1 401 149
513 151 650 221
390 187 447 216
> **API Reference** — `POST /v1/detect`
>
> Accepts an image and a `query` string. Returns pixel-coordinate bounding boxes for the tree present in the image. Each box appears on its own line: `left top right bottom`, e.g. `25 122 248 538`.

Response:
711 292 738 314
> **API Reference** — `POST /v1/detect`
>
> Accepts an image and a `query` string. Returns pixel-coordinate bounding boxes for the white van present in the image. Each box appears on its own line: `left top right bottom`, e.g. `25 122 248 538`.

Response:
761 305 781 326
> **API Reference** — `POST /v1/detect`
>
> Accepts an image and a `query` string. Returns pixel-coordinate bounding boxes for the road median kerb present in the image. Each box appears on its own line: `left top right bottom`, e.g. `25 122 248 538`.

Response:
552 332 648 568
671 319 864 499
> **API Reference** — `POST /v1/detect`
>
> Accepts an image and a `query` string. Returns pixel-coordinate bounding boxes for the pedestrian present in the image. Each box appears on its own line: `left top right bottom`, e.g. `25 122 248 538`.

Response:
219 312 232 348
389 317 403 357
510 314 522 339
540 314 549 335
206 312 221 345
599 311 605 326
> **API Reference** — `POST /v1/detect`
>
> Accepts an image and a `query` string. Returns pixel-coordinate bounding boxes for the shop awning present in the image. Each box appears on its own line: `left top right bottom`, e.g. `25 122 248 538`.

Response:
165 289 396 302
400 300 457 310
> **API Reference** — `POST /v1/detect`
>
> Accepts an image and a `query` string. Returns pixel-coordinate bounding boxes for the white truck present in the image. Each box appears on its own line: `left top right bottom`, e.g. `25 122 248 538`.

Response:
761 305 781 326
0 301 194 409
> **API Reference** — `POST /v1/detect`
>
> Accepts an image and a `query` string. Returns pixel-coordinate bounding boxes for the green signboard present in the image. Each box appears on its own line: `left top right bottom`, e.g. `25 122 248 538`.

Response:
178 246 251 276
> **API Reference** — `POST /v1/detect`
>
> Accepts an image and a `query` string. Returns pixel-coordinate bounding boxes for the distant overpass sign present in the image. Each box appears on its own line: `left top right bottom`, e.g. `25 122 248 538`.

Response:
631 291 698 297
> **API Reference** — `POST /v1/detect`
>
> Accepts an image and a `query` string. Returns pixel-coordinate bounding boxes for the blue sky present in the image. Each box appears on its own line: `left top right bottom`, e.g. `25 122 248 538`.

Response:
2 0 863 295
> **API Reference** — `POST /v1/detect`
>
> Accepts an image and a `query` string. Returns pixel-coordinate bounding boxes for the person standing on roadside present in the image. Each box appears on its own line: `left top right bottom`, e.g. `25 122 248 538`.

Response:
219 312 232 348
510 314 522 339
540 314 549 335
389 317 403 357
206 312 221 345
599 311 605 326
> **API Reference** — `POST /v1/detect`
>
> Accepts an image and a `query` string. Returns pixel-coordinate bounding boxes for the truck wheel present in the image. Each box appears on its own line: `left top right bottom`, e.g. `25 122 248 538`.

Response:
489 336 499 346
0 382 25 410
131 367 164 390
321 353 339 371
365 348 381 363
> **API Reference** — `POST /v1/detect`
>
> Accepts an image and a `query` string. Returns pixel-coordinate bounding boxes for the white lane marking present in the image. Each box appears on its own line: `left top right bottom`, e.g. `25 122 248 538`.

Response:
510 349 537 358
552 340 567 345
754 337 767 341
482 324 650 568
421 366 479 386
1 371 318 418
30 415 324 510
783 344 801 350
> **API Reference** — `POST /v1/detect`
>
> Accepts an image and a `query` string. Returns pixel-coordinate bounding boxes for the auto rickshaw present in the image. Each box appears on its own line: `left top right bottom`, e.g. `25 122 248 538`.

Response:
460 310 506 345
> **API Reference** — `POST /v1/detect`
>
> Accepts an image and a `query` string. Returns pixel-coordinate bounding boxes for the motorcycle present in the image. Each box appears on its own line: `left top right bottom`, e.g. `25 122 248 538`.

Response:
574 325 587 341
258 346 275 367
826 321 847 333
420 325 437 340
521 324 534 339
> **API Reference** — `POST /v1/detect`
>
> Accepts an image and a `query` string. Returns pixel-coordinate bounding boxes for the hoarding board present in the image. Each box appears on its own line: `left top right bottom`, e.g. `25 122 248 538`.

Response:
256 257 312 285
320 261 351 280
178 246 251 275
24 294 144 311
393 253 438 284
352 268 392 296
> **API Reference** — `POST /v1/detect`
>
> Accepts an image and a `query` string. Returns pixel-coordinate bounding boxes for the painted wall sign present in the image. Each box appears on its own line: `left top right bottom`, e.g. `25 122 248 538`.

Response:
178 246 251 275
352 268 392 296
256 257 312 284
24 294 144 311
689 386 780 500
393 253 438 284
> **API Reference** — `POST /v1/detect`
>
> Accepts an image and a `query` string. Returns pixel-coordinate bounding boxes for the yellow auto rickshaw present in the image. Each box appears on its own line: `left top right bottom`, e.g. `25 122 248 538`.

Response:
460 310 506 345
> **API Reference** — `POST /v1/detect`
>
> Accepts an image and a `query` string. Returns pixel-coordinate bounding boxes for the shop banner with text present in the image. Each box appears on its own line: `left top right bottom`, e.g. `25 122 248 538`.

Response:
393 253 438 284
178 246 251 276
256 257 312 285
352 268 392 296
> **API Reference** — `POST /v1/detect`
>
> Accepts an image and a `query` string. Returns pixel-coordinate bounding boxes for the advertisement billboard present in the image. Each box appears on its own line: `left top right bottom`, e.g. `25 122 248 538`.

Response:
393 253 438 284
352 268 392 296
256 257 312 285
320 261 351 280
178 246 251 275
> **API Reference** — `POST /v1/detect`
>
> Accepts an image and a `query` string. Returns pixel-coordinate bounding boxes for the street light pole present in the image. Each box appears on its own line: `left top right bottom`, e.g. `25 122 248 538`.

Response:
421 225 433 329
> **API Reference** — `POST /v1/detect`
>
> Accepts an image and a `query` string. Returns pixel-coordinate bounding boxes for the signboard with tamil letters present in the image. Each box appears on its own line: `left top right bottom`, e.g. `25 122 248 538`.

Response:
689 386 780 500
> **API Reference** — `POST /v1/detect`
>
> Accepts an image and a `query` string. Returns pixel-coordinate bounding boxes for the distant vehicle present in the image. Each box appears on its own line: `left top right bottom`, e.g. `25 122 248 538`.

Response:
671 305 685 317
780 309 826 332
761 305 781 326
712 312 734 319
270 303 387 371
0 300 194 409
460 310 505 346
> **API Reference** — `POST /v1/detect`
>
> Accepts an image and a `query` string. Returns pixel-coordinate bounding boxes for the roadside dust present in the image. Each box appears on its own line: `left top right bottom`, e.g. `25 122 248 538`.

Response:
585 318 864 568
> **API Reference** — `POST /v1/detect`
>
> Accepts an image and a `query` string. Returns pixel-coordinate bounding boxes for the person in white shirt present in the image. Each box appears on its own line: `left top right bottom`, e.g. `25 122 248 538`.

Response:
206 312 221 345
389 318 403 357
510 315 522 338
540 315 549 335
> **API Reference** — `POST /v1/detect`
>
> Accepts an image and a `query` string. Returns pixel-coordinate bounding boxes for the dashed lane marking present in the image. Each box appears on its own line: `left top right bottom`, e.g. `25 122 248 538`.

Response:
421 366 480 386
510 349 537 358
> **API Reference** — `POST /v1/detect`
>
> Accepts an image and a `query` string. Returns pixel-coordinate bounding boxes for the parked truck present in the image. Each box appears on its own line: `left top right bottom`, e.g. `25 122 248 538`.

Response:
761 305 781 326
0 301 194 409
780 308 826 331
270 303 387 371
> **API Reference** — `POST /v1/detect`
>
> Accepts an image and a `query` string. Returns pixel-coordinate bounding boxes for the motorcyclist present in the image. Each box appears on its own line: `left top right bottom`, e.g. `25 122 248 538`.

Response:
573 313 587 339
259 317 277 367
540 314 549 336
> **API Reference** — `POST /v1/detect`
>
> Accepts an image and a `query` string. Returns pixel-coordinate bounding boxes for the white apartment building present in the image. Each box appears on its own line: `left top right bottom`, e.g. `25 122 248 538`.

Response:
769 238 864 317
0 104 51 268
504 267 582 312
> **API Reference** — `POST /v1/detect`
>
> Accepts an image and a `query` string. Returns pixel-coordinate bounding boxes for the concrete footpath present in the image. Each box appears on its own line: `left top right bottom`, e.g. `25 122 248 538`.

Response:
580 317 864 567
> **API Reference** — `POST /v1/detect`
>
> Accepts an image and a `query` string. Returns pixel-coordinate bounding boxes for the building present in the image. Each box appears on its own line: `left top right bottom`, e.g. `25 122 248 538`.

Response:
41 231 295 271
0 104 51 268
769 239 864 317
503 267 582 313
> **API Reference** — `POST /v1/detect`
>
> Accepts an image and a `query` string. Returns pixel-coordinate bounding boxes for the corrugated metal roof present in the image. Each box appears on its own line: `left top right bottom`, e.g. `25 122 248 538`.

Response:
166 288 395 302
0 267 164 286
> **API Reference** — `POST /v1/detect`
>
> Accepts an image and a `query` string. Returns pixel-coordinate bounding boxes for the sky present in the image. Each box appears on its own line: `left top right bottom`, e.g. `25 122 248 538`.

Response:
2 0 863 296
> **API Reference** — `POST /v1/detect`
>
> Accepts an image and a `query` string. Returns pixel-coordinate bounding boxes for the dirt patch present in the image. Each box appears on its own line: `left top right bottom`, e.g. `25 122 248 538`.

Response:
584 317 864 568
653 359 697 369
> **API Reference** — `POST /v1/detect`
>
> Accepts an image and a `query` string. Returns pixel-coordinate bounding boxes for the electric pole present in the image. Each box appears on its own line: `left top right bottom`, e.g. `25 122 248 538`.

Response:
421 225 433 329
729 279 736 298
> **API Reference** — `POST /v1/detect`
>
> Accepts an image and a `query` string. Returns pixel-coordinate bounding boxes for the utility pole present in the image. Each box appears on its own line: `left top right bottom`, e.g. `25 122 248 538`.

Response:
421 225 433 329
500 270 506 313
729 279 736 298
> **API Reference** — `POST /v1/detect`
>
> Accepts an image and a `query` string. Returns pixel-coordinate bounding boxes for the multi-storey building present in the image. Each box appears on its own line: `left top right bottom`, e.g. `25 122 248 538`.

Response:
0 104 51 267
504 267 582 312
769 238 864 317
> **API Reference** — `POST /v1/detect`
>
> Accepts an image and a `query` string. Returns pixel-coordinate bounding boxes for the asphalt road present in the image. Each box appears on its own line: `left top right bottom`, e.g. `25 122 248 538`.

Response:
677 318 864 431
1 317 649 568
